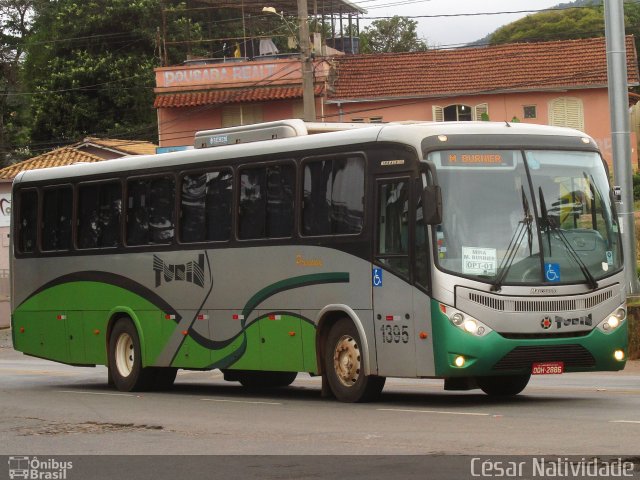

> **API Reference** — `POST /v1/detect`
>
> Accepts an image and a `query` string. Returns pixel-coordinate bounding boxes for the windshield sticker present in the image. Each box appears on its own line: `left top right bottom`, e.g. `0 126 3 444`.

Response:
605 251 614 266
462 247 497 275
437 229 447 259
544 263 561 283
527 156 541 170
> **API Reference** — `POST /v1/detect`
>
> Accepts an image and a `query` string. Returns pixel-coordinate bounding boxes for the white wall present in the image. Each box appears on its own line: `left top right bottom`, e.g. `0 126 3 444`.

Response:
0 182 11 328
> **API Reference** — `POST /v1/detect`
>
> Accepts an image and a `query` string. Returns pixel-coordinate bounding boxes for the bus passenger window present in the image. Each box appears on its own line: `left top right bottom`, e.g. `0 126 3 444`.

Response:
239 168 266 239
78 182 121 249
239 164 294 239
207 171 232 241
266 165 294 237
180 170 232 243
18 190 37 253
42 187 72 251
127 176 175 246
181 174 206 242
302 156 364 236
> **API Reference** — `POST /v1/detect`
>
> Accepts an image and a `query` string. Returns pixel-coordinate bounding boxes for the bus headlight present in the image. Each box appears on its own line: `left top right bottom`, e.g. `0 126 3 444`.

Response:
464 319 478 334
597 306 626 334
451 313 464 326
440 304 492 337
606 316 620 329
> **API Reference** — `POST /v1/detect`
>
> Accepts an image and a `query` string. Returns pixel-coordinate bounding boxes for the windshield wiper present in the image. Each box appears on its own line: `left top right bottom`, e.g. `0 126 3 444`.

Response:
491 187 533 292
538 187 598 290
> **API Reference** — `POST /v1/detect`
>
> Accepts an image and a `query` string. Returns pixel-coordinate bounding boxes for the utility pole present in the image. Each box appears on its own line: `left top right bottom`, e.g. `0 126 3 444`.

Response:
298 0 317 121
604 0 640 294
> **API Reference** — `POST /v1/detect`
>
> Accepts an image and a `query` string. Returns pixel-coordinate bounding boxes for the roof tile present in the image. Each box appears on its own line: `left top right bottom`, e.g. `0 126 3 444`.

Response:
0 147 105 180
155 85 324 108
330 36 639 101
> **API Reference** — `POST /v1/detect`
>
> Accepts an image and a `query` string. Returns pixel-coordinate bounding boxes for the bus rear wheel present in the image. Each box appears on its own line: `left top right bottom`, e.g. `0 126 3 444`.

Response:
477 374 531 397
108 318 156 392
324 318 385 402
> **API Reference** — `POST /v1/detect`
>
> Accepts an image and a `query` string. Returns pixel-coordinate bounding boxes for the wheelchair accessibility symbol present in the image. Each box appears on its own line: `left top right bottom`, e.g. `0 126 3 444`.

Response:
544 263 561 283
372 268 383 287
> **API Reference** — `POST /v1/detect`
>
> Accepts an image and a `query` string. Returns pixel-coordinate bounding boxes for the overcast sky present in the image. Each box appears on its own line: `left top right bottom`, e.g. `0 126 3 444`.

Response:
356 0 565 47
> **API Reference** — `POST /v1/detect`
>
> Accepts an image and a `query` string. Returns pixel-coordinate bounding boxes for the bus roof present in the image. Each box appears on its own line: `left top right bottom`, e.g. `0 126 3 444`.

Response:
14 121 595 185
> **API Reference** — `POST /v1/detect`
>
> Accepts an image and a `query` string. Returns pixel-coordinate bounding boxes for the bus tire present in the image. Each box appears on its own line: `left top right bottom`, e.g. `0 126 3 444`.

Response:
108 318 155 392
237 371 297 389
324 318 385 402
477 374 530 397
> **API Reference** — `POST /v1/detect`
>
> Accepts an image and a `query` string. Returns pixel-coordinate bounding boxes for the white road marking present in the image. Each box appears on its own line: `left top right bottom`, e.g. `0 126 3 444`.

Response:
1 368 77 376
609 420 640 424
57 390 136 397
377 408 490 416
200 398 282 405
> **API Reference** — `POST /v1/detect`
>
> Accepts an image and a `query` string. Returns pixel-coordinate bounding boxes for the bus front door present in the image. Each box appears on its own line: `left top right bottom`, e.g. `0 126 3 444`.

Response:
372 177 417 378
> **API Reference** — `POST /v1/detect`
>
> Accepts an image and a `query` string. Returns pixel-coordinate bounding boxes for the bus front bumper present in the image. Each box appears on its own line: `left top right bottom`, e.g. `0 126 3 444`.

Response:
431 302 628 378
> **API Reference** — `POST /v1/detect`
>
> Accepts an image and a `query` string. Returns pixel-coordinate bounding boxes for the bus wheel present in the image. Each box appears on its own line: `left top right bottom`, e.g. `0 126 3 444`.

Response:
477 374 530 397
108 318 154 392
324 318 385 402
237 371 297 389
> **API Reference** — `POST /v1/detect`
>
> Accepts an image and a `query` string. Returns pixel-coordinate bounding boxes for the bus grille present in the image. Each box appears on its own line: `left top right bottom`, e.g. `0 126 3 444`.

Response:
492 345 595 371
584 289 614 309
512 299 575 312
466 286 615 313
498 331 590 340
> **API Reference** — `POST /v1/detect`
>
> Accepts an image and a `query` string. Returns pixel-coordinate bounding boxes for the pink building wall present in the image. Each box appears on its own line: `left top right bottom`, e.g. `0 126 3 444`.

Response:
157 98 320 148
323 88 634 167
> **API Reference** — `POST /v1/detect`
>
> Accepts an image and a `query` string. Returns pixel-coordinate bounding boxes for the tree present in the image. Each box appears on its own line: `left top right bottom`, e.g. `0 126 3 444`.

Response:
489 1 640 49
0 0 37 165
359 16 427 54
490 6 605 45
22 0 165 146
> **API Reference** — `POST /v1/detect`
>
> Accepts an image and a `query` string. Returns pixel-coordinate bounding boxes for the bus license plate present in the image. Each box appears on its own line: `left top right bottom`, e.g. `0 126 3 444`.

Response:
532 362 564 375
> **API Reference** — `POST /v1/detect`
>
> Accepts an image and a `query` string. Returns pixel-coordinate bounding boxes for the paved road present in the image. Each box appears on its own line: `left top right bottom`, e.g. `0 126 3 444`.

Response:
1 329 639 460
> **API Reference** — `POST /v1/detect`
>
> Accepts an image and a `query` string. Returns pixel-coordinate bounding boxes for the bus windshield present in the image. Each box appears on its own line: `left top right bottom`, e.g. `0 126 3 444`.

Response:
428 149 622 286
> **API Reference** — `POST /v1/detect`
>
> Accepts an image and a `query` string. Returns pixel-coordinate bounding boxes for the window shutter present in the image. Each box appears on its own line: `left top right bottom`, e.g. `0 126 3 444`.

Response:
548 97 584 131
242 105 263 125
221 105 263 127
222 106 242 127
565 99 583 131
432 105 444 122
473 103 489 121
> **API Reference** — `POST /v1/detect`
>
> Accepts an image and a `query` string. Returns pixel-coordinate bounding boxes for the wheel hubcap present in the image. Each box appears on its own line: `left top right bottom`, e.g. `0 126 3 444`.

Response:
115 333 134 378
333 334 361 387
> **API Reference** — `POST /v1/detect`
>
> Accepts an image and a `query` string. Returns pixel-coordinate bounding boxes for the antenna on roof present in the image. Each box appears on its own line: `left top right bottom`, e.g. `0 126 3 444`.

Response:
505 121 511 127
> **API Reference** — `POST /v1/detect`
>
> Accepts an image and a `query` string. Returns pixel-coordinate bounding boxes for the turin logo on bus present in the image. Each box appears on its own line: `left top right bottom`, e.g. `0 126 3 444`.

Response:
153 254 205 288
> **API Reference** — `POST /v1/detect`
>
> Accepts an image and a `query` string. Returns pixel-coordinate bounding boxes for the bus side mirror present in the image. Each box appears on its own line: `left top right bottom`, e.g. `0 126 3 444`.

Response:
422 185 442 225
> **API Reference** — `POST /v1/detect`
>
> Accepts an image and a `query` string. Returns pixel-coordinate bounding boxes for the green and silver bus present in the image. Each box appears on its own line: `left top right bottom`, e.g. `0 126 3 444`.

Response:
11 120 628 402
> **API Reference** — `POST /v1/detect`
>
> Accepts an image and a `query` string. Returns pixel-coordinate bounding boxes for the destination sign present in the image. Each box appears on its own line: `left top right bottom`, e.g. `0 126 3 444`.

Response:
439 150 515 168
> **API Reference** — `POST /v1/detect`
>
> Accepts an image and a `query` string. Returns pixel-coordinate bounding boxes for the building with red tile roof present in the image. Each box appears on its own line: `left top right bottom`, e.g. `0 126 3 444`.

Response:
322 36 639 168
153 36 638 168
